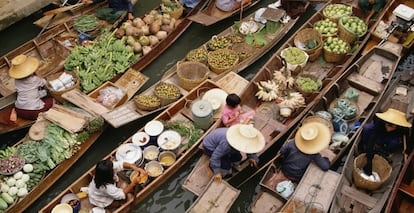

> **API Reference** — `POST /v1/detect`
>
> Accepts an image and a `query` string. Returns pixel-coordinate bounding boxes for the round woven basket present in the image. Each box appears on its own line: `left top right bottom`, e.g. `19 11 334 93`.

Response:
231 43 257 61
154 82 181 106
353 154 392 191
338 16 367 44
323 39 350 63
208 49 239 74
294 28 323 61
322 4 352 23
176 61 209 91
134 95 161 111
186 47 208 64
294 74 322 96
169 5 183 19
314 20 338 38
45 71 80 103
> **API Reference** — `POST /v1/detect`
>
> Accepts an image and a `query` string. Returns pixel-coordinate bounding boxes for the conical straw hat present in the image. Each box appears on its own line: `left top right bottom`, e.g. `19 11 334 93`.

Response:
295 122 331 154
226 124 265 154
376 108 412 128
8 55 39 79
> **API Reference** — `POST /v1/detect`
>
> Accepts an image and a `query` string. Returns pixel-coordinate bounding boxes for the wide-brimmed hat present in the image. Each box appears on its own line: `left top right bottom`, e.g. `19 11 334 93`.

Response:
226 124 265 154
376 108 412 128
295 122 331 154
202 88 228 111
8 55 39 79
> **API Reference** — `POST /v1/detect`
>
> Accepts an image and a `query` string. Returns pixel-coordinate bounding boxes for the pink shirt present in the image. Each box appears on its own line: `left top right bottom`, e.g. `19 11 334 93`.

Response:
222 105 242 127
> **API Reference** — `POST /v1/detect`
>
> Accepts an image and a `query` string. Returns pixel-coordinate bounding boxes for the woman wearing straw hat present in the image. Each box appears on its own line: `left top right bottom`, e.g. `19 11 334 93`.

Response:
8 55 54 121
215 0 251 12
278 122 331 182
203 124 265 182
361 108 412 176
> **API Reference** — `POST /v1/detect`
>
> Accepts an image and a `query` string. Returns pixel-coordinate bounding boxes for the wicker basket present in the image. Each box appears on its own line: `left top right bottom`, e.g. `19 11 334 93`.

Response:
338 16 367 44
314 20 338 38
169 5 183 19
323 39 350 63
176 61 209 91
294 28 323 61
322 4 352 23
185 47 208 64
134 95 161 111
46 71 80 103
294 73 322 96
154 82 181 106
231 43 257 61
208 49 239 74
353 154 392 191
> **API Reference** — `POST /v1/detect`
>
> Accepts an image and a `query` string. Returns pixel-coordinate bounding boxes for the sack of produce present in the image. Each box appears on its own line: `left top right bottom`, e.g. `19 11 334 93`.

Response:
323 37 350 63
154 82 181 106
322 4 352 23
280 47 309 73
338 16 368 44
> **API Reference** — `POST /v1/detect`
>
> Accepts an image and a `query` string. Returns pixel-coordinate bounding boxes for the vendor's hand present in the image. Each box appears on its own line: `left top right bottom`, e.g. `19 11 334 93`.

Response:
214 173 222 183
128 13 134 20
248 158 258 168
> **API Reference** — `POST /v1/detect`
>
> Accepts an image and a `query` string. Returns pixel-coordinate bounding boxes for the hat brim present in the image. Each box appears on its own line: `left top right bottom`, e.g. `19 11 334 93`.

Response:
295 122 331 154
9 57 39 79
29 120 50 141
226 124 265 154
202 88 228 110
376 108 412 128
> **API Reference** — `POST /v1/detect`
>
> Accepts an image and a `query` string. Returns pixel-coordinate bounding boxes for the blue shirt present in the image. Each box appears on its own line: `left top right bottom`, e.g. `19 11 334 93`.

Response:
203 128 259 174
180 0 201 8
94 0 134 13
362 123 401 153
280 140 330 181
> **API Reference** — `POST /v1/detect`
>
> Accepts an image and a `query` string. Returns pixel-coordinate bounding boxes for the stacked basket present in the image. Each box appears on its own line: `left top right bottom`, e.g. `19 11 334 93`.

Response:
294 28 323 61
338 16 368 44
207 49 239 74
176 61 209 90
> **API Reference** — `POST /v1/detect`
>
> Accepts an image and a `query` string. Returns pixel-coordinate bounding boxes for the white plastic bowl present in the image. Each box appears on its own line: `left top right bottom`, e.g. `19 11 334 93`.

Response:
132 132 150 146
144 120 164 136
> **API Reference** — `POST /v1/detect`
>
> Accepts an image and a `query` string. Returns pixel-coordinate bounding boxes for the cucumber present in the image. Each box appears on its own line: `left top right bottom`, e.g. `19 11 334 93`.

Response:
1 193 13 204
0 198 7 209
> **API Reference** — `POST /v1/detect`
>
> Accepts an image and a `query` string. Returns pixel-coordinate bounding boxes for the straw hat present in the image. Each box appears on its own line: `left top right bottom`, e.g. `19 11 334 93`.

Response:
8 55 39 79
226 124 265 154
376 108 412 128
295 122 331 154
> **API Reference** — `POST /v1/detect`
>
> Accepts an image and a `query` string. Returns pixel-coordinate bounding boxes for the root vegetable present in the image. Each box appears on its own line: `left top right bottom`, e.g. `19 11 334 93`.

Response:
133 42 142 53
133 17 145 28
143 15 154 25
127 36 136 46
115 28 125 38
138 36 150 46
141 25 150 35
169 18 176 29
150 22 161 34
161 25 173 33
125 26 134 36
133 27 143 37
162 17 171 25
149 35 159 46
142 46 152 55
156 31 168 40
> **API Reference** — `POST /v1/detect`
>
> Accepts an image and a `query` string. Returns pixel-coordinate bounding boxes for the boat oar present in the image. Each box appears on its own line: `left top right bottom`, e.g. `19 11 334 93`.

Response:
43 2 85 16
236 153 281 188
37 0 77 37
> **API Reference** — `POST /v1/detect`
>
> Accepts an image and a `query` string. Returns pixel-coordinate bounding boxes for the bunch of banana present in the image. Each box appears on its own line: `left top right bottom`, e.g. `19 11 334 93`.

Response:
0 147 17 159
255 80 280 102
280 92 305 109
273 69 294 91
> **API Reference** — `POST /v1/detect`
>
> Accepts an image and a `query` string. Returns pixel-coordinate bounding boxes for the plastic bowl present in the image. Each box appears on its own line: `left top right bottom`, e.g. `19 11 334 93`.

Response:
52 203 73 213
158 151 176 167
144 120 164 136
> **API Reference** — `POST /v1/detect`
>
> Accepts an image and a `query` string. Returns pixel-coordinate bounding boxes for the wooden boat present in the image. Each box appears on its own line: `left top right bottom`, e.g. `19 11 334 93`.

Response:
250 45 401 213
0 0 208 135
362 0 414 55
330 73 414 213
188 0 262 26
39 73 249 213
181 0 389 197
102 2 310 128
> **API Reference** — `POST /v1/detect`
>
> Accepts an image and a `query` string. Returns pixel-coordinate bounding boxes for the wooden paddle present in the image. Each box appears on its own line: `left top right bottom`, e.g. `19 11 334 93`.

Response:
43 3 85 16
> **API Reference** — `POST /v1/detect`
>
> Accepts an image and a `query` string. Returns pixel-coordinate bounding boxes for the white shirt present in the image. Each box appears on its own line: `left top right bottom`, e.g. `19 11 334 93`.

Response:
88 161 125 208
14 75 47 110
216 0 241 12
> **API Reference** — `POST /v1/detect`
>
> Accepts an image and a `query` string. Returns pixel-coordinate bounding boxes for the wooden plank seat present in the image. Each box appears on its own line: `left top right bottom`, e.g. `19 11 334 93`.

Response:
347 73 384 96
340 185 378 212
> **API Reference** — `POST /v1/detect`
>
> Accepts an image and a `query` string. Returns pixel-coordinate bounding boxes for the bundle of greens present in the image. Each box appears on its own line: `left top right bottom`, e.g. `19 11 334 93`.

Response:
64 30 139 92
162 120 203 150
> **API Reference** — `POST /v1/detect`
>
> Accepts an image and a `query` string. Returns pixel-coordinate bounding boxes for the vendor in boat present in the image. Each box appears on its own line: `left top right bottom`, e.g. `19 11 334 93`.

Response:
222 93 255 127
203 124 265 182
88 159 147 209
278 122 331 182
359 0 385 12
82 0 135 20
216 0 251 12
361 108 412 176
8 55 54 121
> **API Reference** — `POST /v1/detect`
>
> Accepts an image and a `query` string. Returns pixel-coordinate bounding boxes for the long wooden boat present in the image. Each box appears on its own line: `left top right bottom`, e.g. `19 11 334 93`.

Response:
102 2 310 128
330 73 414 213
39 74 249 213
181 0 389 197
0 0 208 135
250 45 401 212
362 0 414 55
188 0 262 26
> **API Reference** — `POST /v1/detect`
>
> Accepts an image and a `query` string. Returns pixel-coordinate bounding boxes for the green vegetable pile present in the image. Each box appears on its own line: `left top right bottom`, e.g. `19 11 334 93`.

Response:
74 15 99 32
162 120 203 150
296 76 322 93
64 30 139 92
281 47 307 65
323 37 349 54
323 4 352 19
314 19 338 36
340 16 367 36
